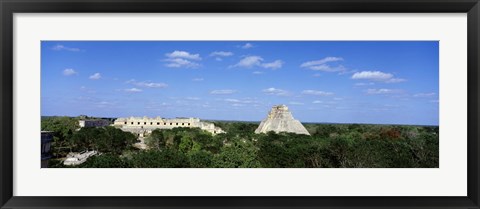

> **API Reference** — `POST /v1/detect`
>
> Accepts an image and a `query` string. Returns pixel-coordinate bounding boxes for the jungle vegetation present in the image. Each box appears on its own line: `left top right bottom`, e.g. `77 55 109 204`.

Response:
43 117 439 168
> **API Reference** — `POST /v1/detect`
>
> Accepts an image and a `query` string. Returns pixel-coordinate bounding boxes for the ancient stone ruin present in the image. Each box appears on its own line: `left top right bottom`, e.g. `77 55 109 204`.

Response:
63 150 98 166
255 105 310 135
113 116 225 136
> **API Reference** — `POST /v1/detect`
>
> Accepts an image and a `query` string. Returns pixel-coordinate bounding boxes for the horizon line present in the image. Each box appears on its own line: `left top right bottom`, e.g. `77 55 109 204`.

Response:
41 115 439 127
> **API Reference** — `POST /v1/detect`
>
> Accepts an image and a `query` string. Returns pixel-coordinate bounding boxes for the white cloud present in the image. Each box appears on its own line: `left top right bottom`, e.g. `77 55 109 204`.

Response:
261 60 284 69
165 50 201 60
124 88 142 93
240 43 254 49
366 88 401 94
309 64 346 72
414 92 436 97
312 73 322 77
352 71 392 80
63 68 77 76
140 82 168 88
127 80 168 88
301 90 334 96
252 71 264 75
300 57 344 68
313 100 337 105
210 51 233 57
231 56 283 69
351 71 406 83
262 87 289 96
192 78 204 82
223 98 259 105
89 73 101 80
164 58 200 68
210 89 237 95
232 56 263 68
225 99 240 103
289 102 304 105
164 50 201 68
300 57 345 73
52 44 81 52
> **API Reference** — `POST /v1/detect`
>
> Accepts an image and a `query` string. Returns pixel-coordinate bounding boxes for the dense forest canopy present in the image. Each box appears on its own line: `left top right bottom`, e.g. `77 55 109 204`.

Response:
43 117 439 168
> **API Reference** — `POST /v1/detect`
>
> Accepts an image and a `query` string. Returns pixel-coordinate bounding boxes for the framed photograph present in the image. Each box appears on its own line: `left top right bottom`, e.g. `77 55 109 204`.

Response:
1 0 479 208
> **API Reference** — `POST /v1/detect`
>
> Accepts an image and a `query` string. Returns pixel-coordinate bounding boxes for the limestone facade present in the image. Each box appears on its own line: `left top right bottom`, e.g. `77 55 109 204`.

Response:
113 116 225 135
255 105 311 135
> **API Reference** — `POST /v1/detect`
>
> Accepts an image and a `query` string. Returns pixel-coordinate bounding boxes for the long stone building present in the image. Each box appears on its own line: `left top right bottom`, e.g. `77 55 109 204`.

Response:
79 119 110 128
113 116 225 136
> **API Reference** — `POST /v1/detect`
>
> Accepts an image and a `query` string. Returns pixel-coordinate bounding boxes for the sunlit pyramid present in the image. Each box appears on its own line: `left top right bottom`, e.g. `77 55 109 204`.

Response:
255 105 310 135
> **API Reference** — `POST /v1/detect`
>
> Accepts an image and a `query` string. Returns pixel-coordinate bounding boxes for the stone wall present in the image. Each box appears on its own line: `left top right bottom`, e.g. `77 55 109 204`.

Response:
79 119 110 128
114 116 225 135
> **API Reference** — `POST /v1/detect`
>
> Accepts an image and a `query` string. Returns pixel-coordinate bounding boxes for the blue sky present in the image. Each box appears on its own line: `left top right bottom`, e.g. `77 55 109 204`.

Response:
41 41 439 125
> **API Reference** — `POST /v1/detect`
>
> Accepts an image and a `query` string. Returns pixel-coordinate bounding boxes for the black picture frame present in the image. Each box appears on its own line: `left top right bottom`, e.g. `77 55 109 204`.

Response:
1 0 479 208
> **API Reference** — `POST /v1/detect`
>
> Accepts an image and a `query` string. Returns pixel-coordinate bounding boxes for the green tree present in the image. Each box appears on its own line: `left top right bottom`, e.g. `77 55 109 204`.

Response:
80 154 127 168
41 116 80 156
214 139 261 168
70 126 136 154
144 129 166 150
188 150 214 168
129 149 189 168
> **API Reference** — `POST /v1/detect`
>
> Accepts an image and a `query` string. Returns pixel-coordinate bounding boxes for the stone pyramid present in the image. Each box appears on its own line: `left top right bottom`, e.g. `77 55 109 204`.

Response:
255 105 310 135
